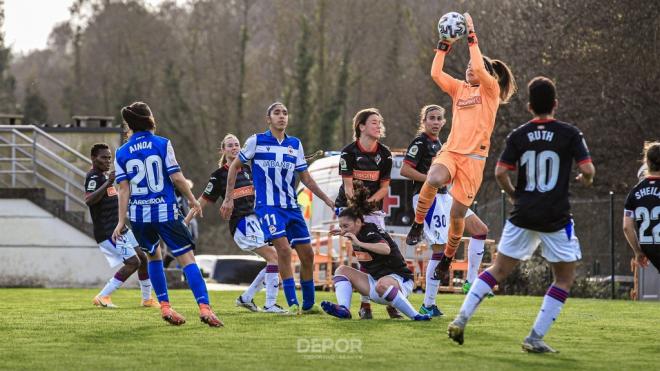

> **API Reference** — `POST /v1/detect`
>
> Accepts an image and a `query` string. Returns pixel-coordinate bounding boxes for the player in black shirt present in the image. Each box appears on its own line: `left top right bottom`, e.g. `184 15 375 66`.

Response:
321 183 431 321
336 108 399 319
84 143 157 308
447 77 595 353
401 104 490 317
624 142 660 271
185 134 286 313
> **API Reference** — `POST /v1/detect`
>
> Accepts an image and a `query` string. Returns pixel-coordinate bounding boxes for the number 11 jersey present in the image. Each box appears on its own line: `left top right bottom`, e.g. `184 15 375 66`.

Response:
497 119 591 232
114 131 181 223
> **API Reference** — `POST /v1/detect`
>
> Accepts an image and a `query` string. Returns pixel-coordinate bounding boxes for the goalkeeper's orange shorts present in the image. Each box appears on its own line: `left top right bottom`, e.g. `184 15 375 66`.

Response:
433 150 486 207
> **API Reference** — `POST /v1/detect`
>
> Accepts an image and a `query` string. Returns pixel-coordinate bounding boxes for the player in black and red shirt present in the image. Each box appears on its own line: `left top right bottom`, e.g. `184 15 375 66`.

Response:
84 143 157 308
336 108 399 319
448 77 596 353
401 104 490 317
623 142 660 271
185 134 286 313
321 183 431 321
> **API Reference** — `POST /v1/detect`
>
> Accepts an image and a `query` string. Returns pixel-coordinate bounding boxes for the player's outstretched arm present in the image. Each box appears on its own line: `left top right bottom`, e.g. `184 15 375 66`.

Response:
220 157 242 220
464 13 495 87
299 170 335 210
111 180 130 243
400 163 427 183
184 197 209 225
576 162 595 187
171 172 203 219
623 215 649 267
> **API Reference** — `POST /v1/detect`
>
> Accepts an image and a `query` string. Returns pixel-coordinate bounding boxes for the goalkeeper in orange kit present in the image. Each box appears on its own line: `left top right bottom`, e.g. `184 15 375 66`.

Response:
406 13 517 278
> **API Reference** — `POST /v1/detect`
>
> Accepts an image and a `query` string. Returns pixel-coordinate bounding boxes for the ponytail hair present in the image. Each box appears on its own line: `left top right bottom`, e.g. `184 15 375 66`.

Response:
644 141 660 173
483 56 517 104
416 104 445 136
339 181 379 221
218 133 239 167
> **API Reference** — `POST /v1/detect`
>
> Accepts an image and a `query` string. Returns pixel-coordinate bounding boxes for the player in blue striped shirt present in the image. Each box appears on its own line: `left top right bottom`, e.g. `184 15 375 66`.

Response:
221 102 335 314
112 101 222 327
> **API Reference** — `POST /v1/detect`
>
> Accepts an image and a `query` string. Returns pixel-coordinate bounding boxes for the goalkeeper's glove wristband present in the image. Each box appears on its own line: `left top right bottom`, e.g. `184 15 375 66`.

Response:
467 32 478 46
436 40 452 53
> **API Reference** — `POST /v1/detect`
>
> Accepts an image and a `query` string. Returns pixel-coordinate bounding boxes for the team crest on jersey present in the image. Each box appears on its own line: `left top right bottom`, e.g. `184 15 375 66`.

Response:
269 225 277 234
205 182 213 193
375 154 381 165
408 145 419 156
340 158 348 171
287 145 294 155
87 180 97 191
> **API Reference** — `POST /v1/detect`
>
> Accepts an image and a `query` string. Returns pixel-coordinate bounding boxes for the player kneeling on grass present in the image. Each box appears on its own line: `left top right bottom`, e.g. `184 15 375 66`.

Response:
112 101 222 327
321 183 431 321
185 133 286 314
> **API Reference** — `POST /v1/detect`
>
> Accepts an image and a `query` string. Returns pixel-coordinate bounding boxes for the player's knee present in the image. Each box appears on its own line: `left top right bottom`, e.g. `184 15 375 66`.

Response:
335 265 350 276
297 247 314 265
375 281 390 296
124 256 140 271
474 222 489 237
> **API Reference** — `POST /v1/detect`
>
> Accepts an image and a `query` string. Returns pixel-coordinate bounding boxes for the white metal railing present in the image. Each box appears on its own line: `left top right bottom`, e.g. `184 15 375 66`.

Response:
0 125 92 221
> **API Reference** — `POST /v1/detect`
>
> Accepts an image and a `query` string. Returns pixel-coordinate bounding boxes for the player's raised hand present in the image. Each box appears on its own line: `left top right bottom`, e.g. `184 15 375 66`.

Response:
111 223 124 244
463 12 475 34
220 199 234 220
107 170 116 184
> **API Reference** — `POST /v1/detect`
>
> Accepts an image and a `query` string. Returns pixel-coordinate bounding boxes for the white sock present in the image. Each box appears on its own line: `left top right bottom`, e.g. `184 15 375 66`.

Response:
457 271 497 324
333 275 353 309
531 285 568 338
424 254 442 307
264 265 279 307
467 237 486 284
382 286 418 319
138 279 153 300
99 277 124 297
242 267 266 302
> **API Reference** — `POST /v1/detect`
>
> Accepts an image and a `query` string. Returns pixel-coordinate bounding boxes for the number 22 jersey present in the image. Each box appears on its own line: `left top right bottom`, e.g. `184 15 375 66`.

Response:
114 131 181 223
497 119 591 232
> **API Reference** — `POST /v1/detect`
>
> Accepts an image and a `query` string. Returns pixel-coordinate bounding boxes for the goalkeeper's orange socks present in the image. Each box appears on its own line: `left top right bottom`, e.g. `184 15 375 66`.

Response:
444 217 466 258
414 182 439 224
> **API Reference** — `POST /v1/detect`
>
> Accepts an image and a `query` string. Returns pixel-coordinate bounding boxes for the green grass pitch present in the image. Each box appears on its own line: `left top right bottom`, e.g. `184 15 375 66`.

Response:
0 289 658 370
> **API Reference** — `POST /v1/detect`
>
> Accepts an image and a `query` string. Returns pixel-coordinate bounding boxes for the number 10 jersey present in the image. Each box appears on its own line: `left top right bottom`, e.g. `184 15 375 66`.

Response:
115 131 181 223
497 119 592 232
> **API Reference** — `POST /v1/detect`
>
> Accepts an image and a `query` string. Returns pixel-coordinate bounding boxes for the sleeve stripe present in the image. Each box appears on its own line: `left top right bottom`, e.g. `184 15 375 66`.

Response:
403 159 417 168
201 194 217 203
380 178 391 182
496 161 516 170
341 175 353 179
577 157 592 165
115 174 128 182
239 152 248 163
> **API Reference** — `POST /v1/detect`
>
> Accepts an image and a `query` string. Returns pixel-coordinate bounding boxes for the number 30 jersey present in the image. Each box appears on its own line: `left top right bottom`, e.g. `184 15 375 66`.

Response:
497 119 591 232
114 131 181 223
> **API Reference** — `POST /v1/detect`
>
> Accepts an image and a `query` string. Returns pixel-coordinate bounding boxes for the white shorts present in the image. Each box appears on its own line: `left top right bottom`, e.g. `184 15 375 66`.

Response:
233 214 266 252
363 211 386 230
98 229 139 268
368 273 414 305
497 220 582 263
412 193 474 246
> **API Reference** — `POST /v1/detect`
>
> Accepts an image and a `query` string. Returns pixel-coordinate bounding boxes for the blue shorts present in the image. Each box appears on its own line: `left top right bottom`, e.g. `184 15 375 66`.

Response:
131 217 195 257
255 206 311 247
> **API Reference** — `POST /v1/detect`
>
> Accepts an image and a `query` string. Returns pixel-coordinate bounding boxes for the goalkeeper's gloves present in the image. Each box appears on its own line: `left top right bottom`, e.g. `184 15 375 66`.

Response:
436 38 454 53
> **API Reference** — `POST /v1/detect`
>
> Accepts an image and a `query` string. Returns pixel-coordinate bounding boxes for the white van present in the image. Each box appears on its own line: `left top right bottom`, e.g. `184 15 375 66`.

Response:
296 151 414 235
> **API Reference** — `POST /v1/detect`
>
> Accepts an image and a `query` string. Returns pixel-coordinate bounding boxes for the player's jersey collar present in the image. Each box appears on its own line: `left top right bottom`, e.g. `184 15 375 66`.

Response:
264 129 288 144
356 139 379 154
129 130 154 142
422 132 439 141
530 118 556 124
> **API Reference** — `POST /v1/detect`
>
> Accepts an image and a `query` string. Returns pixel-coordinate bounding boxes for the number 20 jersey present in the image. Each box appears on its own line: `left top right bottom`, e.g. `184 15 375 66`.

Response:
114 131 180 223
497 119 591 232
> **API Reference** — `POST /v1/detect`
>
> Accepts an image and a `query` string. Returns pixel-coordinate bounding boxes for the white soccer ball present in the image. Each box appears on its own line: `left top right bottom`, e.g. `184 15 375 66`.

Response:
437 12 467 42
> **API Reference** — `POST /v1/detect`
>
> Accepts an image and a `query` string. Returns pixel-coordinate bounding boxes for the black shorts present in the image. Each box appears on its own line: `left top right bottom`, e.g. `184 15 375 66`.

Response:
641 245 660 271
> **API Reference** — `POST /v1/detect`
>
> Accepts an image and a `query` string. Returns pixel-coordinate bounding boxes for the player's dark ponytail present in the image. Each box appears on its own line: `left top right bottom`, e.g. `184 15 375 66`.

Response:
644 141 660 173
339 181 379 221
483 56 517 104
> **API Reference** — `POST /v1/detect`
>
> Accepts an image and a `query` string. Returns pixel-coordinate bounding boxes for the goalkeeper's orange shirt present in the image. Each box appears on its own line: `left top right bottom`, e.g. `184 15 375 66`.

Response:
430 46 500 157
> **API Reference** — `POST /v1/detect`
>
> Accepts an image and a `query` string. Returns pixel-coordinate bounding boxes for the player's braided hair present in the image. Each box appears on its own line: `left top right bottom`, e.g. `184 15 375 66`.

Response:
339 181 379 221
644 141 660 173
416 104 445 136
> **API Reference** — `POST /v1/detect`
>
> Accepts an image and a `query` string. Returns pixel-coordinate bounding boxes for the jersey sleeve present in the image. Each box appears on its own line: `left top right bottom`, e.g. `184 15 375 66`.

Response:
295 141 308 172
360 224 388 244
381 151 392 182
202 171 224 203
571 130 592 165
403 139 424 169
114 153 128 183
339 149 355 177
165 140 181 175
239 135 257 163
84 173 100 193
497 132 518 170
623 189 636 218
